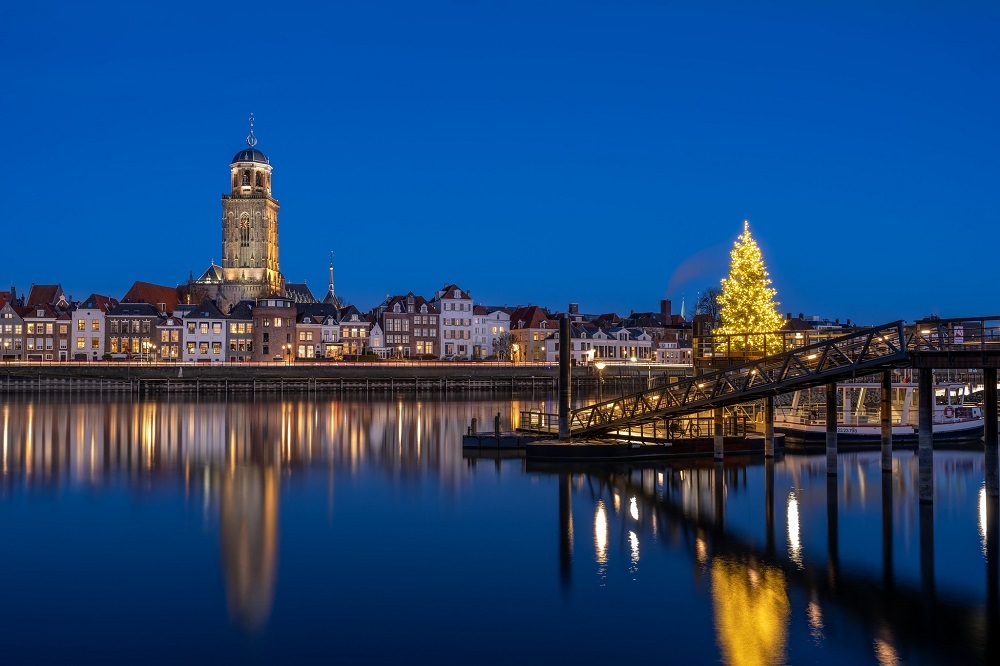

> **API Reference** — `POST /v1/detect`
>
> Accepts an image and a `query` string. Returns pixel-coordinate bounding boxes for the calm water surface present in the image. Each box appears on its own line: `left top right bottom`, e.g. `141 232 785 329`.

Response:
1 394 997 665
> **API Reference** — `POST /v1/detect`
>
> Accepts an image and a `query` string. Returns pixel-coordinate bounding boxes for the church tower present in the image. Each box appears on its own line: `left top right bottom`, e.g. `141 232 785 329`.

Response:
220 115 284 301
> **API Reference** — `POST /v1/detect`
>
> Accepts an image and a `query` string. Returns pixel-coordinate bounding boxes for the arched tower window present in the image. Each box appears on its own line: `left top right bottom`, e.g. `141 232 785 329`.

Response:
242 171 250 186
256 172 263 187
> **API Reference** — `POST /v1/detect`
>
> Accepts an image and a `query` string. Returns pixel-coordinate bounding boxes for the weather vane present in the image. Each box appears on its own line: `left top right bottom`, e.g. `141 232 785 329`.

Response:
247 113 257 147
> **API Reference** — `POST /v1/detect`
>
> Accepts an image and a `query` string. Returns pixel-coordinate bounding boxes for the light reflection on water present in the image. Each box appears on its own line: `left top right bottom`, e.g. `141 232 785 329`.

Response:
0 394 997 665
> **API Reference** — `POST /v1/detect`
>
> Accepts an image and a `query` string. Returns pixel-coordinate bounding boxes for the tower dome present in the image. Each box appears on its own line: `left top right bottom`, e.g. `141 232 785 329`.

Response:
231 147 270 165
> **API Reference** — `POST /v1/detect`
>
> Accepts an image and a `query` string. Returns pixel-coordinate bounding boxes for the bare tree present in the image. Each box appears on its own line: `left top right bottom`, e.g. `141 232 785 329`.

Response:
696 287 722 324
492 332 513 360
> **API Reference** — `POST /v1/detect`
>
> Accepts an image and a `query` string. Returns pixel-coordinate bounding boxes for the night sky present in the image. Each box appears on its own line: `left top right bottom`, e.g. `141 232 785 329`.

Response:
3 1 997 324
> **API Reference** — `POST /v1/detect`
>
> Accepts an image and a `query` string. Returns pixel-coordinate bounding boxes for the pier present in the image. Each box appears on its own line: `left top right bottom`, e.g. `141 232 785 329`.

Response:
519 316 1000 497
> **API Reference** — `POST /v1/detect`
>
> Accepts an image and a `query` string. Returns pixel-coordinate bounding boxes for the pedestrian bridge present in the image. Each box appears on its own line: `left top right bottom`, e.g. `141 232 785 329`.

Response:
518 316 1000 438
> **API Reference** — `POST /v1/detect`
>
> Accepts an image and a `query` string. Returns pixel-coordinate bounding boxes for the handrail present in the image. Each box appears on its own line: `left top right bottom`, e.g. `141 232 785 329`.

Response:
561 321 909 437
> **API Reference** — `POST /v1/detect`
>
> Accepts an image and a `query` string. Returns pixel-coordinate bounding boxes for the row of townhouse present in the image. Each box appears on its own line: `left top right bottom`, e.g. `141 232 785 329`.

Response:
1 281 693 364
109 297 376 363
542 323 655 365
369 285 511 359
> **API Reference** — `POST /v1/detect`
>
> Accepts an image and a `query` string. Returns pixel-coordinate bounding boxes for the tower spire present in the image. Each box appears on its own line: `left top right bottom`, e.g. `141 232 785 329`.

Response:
247 113 257 147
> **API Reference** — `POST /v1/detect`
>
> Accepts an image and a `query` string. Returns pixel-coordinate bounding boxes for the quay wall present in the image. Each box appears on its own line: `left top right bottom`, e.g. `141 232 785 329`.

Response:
0 362 678 396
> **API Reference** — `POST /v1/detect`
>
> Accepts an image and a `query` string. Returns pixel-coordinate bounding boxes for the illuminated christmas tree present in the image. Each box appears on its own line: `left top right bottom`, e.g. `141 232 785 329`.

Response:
716 220 784 352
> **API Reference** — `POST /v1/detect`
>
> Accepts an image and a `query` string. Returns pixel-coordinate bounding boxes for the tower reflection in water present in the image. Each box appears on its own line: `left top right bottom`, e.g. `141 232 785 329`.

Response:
0 394 497 631
540 448 999 666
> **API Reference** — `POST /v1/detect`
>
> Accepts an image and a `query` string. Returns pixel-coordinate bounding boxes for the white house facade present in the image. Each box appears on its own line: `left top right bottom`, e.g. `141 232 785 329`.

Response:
431 284 475 359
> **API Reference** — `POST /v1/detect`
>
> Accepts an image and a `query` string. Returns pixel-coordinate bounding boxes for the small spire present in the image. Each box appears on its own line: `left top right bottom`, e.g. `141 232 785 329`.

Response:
247 113 257 147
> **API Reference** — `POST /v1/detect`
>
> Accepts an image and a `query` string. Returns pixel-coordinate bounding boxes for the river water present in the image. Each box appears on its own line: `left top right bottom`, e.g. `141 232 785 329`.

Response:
0 394 996 664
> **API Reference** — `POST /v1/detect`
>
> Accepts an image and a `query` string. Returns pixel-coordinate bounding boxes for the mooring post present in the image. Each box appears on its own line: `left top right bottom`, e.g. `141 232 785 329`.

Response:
918 367 934 503
713 408 724 460
764 395 775 458
826 382 838 476
558 316 571 440
984 367 998 498
881 370 893 473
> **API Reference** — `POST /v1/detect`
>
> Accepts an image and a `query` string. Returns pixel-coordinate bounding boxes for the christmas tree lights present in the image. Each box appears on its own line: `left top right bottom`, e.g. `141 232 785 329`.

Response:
716 220 784 353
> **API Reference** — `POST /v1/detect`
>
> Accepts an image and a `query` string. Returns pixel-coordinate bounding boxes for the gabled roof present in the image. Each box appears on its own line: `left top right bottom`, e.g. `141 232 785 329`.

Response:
184 299 227 320
509 305 555 330
285 283 317 303
22 303 59 319
297 302 340 322
433 284 471 301
121 281 181 314
0 289 13 310
196 264 225 283
228 300 255 320
78 293 119 312
383 292 437 315
25 284 66 309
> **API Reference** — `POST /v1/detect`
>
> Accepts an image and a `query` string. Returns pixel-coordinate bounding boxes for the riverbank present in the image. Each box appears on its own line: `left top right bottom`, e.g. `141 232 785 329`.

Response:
0 361 689 395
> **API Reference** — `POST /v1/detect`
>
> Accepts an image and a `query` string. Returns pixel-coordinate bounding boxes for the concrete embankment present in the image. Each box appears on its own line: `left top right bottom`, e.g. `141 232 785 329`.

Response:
0 362 684 396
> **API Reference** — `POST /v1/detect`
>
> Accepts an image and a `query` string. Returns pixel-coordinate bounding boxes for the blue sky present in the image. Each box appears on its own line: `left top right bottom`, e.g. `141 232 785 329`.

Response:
2 1 997 324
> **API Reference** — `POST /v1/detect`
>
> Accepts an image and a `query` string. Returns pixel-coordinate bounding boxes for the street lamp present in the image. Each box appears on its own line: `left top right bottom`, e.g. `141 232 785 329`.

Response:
283 343 292 365
595 360 606 401
511 343 519 365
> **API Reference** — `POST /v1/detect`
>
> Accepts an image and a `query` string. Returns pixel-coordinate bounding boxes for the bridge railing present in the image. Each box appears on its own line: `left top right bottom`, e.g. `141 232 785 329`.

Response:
693 327 854 368
567 321 908 436
905 316 1000 352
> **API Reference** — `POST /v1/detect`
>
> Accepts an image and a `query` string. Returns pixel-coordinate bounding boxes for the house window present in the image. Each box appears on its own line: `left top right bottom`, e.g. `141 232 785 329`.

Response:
77 320 85 331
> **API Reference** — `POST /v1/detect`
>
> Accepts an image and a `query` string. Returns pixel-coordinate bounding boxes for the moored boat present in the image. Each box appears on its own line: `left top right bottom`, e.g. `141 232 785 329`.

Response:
774 381 984 445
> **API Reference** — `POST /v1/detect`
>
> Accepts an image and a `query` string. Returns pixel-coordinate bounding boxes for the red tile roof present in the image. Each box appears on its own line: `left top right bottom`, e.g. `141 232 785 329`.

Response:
121 282 181 314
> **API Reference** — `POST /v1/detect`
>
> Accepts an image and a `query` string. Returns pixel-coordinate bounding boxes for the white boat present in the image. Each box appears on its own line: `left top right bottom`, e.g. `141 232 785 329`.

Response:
774 381 984 445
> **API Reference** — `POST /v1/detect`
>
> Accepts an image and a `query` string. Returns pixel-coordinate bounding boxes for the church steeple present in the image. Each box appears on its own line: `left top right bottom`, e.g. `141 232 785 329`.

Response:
323 251 342 308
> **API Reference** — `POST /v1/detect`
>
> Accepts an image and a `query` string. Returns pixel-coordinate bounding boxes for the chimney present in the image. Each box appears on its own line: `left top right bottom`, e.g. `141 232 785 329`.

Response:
569 303 579 315
661 299 671 316
786 312 791 319
798 313 804 320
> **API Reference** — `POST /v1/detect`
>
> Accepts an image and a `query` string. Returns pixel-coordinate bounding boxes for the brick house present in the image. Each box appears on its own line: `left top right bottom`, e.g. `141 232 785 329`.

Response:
251 295 296 362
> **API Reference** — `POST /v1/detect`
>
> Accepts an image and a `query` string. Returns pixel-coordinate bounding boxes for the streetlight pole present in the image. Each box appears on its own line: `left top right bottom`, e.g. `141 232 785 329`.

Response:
595 361 605 401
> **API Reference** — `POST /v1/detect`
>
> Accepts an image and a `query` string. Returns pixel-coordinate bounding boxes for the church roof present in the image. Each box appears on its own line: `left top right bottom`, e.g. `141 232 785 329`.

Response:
196 264 225 283
285 283 317 303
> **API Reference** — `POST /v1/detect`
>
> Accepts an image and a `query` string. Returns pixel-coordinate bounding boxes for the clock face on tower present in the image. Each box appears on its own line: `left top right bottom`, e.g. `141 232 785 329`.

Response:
241 219 250 230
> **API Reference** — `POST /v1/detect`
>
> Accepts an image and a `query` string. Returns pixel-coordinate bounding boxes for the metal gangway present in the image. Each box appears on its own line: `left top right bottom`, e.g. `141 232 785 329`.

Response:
520 321 909 438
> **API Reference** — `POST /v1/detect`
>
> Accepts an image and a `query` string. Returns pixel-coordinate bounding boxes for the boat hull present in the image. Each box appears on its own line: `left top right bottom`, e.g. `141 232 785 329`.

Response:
775 419 984 446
